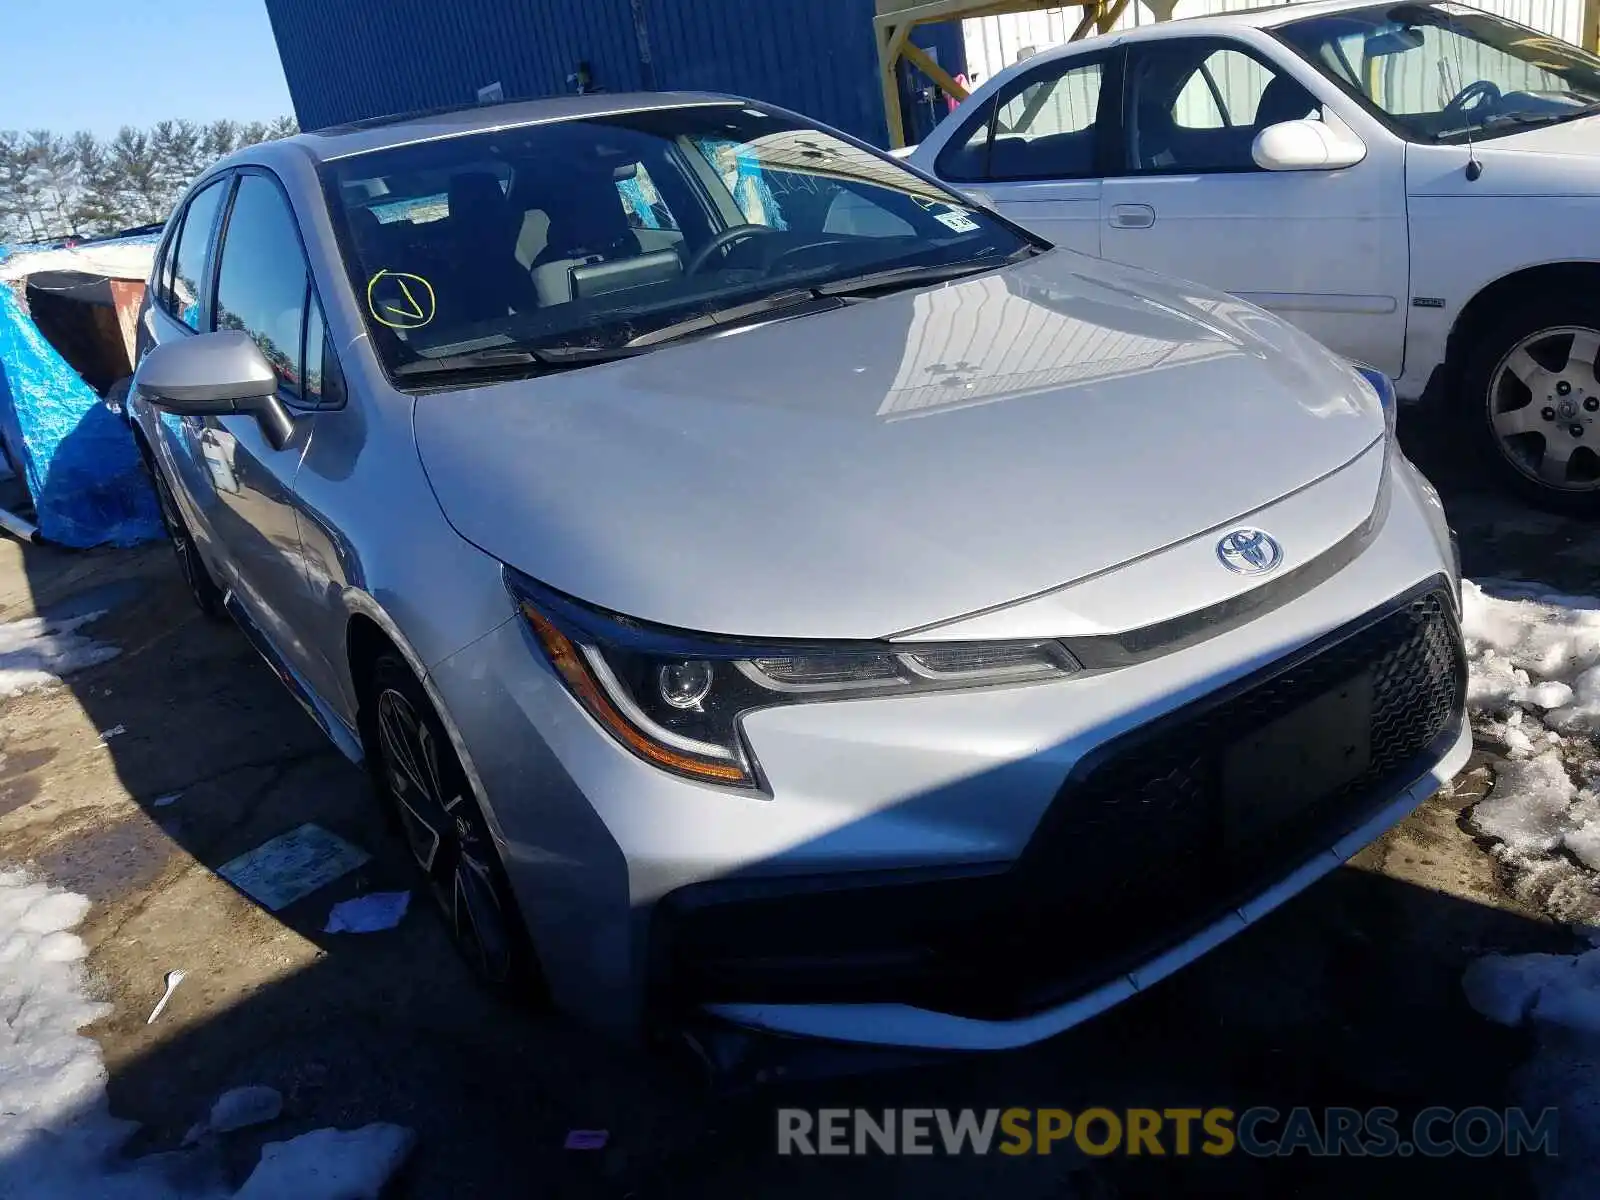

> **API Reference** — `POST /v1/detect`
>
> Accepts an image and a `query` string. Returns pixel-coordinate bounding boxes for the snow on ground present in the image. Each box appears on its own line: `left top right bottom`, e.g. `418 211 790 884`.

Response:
1461 580 1600 925
1464 948 1600 1200
1459 580 1600 1197
0 870 413 1199
0 610 120 700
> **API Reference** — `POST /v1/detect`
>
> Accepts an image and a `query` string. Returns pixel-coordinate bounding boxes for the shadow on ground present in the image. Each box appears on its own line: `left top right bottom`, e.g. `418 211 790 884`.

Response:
0 400 1586 1195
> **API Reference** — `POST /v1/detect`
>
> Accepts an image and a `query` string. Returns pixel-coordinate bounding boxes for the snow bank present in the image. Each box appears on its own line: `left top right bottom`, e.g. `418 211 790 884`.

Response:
1462 579 1600 735
0 870 414 1199
0 240 156 285
1460 580 1600 927
1461 580 1600 1197
0 609 120 699
0 870 117 1175
1465 950 1600 1200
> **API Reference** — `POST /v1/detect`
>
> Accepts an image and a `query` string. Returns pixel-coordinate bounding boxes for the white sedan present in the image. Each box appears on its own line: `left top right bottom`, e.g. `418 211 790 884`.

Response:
911 0 1600 510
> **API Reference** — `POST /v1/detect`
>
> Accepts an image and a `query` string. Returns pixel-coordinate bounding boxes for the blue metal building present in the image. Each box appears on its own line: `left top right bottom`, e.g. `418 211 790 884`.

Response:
263 0 965 146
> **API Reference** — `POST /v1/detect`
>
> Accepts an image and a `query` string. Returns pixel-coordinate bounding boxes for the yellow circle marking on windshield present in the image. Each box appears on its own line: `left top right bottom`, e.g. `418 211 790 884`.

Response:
366 270 436 330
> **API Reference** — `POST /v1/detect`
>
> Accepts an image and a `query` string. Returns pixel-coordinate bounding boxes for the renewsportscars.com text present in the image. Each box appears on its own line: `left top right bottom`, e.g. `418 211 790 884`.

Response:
777 1106 1559 1158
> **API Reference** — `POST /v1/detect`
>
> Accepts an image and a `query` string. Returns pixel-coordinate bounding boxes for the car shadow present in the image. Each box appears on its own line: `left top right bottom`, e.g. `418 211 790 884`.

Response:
0 396 1584 1195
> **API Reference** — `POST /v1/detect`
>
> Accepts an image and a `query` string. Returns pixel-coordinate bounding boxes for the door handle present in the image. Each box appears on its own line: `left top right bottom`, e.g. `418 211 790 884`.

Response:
1109 203 1156 229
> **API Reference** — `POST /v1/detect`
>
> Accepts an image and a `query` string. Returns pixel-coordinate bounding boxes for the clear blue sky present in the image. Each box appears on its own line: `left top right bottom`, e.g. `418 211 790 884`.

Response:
3 1 293 137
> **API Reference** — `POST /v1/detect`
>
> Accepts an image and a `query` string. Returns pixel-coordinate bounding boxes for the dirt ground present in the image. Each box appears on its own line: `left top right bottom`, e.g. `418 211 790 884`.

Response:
0 402 1594 1197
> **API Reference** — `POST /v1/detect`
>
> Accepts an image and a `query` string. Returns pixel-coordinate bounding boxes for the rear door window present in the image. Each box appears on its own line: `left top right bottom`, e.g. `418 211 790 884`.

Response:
167 178 228 331
935 53 1111 182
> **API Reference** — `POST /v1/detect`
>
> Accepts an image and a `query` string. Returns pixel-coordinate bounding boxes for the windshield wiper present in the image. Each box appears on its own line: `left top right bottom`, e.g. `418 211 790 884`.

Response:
814 246 1040 299
620 287 835 349
1437 103 1600 140
393 343 642 382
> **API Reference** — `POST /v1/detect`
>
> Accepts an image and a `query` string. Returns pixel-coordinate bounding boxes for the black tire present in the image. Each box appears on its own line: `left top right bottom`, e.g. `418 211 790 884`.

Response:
140 439 227 619
104 376 133 420
1461 294 1600 514
363 653 542 998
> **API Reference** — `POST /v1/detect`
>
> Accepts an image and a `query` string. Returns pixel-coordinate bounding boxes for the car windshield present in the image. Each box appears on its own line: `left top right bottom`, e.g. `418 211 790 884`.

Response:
1273 2 1600 142
320 103 1033 378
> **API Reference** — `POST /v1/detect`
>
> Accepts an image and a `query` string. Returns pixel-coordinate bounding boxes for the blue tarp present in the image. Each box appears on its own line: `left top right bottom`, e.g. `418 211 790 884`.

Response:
0 247 162 548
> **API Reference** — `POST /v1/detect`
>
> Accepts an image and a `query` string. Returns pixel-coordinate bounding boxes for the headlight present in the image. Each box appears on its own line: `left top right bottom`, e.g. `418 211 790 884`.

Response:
1351 362 1398 442
506 570 1081 789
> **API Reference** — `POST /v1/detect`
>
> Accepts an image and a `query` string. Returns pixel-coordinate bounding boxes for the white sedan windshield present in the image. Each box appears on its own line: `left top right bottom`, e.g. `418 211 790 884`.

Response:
1275 2 1600 142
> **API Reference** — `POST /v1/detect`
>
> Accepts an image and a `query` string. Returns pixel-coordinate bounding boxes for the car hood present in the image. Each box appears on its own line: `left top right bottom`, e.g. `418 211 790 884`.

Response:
1407 114 1600 197
415 252 1382 639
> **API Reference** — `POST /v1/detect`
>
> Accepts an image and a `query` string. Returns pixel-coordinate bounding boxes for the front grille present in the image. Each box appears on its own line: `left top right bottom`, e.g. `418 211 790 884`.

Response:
928 583 1465 1016
656 581 1466 1019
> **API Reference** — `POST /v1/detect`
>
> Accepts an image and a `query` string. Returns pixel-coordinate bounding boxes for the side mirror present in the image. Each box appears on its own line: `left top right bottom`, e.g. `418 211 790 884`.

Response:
1252 119 1367 171
134 331 297 450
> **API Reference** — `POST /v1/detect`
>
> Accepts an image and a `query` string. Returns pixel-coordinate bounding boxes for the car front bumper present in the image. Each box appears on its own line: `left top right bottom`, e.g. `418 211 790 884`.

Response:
427 453 1468 1047
702 714 1470 1050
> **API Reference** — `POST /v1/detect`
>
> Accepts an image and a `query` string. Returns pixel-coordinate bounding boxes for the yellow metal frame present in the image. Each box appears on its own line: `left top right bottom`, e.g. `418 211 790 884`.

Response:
875 0 1138 147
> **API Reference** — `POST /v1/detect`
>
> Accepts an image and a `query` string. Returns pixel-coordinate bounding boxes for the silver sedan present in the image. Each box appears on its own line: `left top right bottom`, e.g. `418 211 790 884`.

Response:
130 93 1469 1051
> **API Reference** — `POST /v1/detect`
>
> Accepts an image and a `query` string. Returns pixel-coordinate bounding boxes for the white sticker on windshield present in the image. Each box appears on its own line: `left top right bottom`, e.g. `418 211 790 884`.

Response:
935 210 980 233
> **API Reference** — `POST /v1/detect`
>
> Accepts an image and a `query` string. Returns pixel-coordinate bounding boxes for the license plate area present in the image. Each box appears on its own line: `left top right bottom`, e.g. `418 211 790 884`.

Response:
1222 673 1372 851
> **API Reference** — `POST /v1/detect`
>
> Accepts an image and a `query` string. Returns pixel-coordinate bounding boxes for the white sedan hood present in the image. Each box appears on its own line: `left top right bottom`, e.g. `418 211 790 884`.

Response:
1408 114 1600 196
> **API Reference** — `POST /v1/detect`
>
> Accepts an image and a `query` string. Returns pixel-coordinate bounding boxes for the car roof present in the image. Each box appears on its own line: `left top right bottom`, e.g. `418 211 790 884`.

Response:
1003 0 1431 53
1150 0 1414 31
948 0 1477 81
279 91 749 163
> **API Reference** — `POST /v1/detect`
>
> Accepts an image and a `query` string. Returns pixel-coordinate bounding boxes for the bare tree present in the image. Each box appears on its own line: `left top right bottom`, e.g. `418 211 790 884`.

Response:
71 131 123 235
0 131 39 241
0 116 297 242
24 131 82 239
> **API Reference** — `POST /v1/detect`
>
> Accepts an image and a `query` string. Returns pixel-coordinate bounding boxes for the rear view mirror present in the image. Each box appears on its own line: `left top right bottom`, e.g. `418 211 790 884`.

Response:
1365 27 1427 57
1252 118 1367 171
134 331 297 450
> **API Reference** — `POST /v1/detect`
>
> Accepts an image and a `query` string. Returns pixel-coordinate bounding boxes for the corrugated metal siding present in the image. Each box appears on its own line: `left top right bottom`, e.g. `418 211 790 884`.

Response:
961 0 1587 84
641 0 891 140
264 0 645 130
265 0 955 144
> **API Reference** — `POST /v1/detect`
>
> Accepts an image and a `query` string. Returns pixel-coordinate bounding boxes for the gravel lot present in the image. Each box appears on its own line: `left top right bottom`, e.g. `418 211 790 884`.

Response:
0 400 1592 1197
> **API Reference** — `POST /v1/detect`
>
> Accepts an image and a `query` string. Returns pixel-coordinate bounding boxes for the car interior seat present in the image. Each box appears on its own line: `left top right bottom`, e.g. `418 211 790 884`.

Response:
437 172 540 322
528 168 658 306
1255 74 1320 129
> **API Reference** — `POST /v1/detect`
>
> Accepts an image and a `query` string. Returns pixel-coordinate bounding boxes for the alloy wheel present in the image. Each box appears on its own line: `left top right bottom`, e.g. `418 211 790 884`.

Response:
1486 325 1600 493
374 686 512 983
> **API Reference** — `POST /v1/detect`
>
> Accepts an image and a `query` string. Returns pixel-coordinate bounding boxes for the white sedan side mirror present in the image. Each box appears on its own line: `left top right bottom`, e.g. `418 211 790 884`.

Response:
1252 119 1367 171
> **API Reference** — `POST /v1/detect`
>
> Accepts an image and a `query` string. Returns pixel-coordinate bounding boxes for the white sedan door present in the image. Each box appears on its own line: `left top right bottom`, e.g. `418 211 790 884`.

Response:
924 47 1117 257
1099 37 1408 377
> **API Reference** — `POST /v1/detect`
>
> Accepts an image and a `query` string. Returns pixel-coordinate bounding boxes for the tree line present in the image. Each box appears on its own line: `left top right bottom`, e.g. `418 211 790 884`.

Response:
0 117 299 245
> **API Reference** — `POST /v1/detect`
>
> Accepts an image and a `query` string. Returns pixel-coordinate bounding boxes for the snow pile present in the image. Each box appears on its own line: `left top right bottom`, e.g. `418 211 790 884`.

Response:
235 1126 415 1199
1461 581 1600 1197
1462 579 1600 735
0 609 120 699
1461 580 1600 926
0 869 116 1170
0 239 156 284
1464 949 1600 1199
0 870 414 1199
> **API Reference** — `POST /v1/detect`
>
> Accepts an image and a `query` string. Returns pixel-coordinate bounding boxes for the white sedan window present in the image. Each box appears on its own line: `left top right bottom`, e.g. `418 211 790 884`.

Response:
1174 50 1277 128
